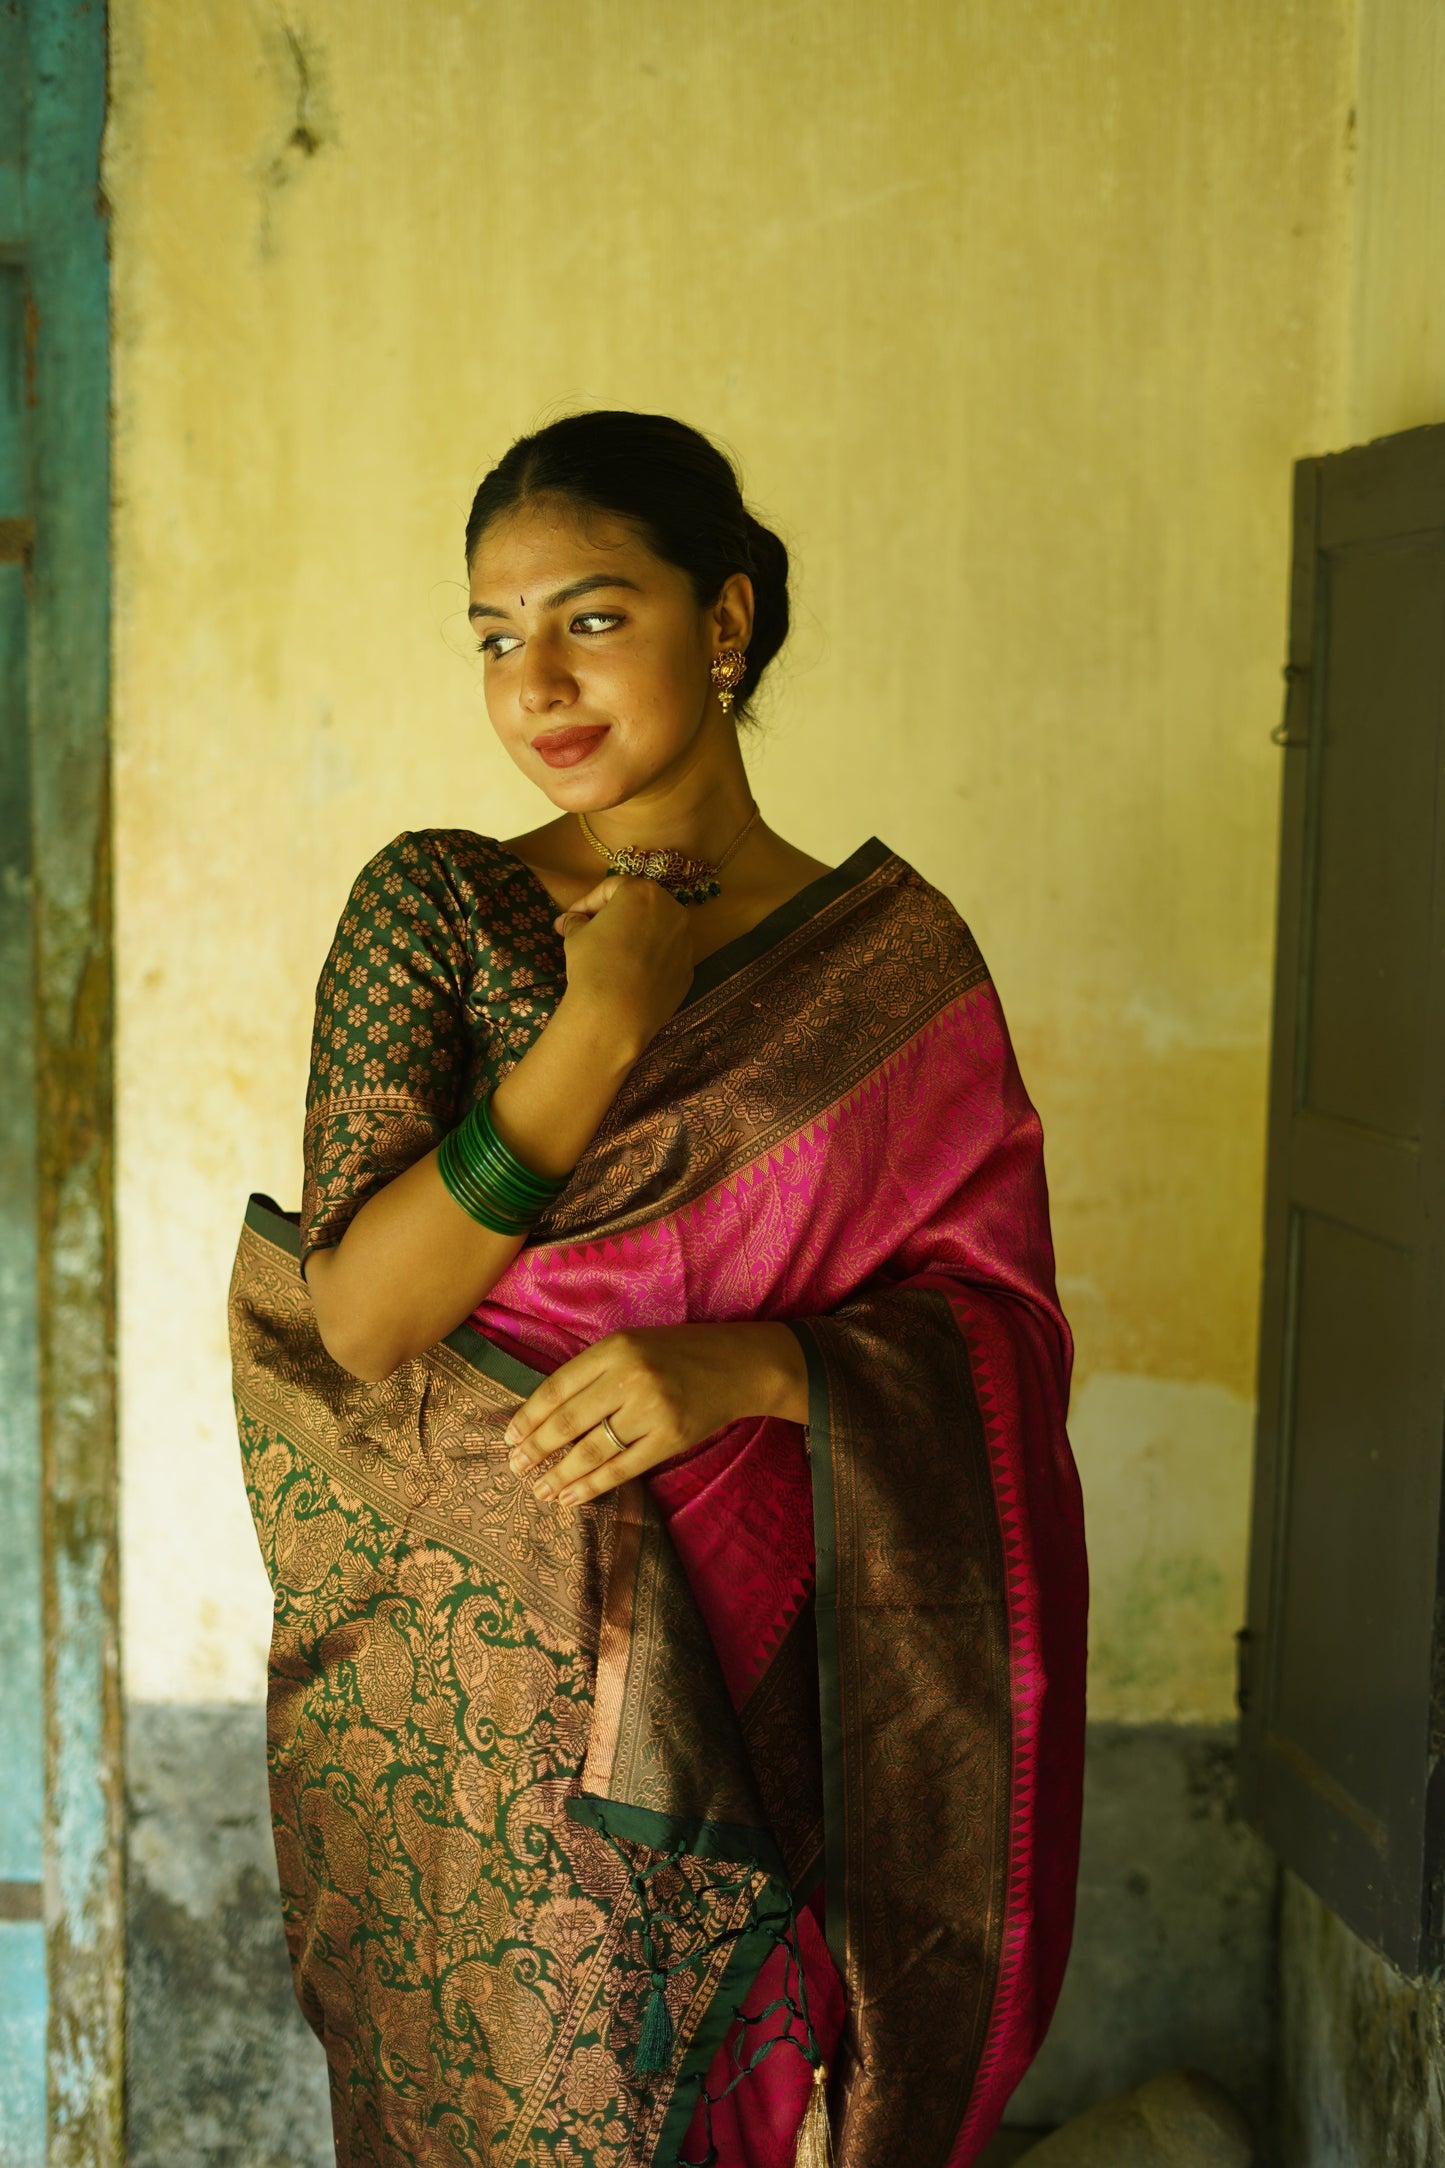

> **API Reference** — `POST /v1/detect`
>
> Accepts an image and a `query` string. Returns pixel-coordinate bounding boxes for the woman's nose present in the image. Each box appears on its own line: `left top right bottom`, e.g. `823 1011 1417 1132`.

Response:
518 636 577 712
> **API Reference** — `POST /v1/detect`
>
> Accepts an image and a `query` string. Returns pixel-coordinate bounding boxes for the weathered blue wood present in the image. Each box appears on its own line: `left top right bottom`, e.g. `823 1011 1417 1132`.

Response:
0 273 43 1863
0 543 41 1899
19 3 123 2163
0 4 23 249
0 1924 47 2167
0 1 22 138
0 175 24 249
0 243 46 2167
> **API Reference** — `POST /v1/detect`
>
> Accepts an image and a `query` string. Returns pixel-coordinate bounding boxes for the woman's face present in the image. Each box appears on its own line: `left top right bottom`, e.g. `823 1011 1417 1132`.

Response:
467 496 752 811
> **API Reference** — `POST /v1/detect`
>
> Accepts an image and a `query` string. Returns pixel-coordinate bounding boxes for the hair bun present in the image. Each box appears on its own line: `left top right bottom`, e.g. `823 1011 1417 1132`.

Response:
741 513 790 706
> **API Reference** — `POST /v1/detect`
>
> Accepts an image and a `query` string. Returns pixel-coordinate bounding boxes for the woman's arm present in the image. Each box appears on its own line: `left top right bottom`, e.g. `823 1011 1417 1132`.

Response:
306 875 692 1381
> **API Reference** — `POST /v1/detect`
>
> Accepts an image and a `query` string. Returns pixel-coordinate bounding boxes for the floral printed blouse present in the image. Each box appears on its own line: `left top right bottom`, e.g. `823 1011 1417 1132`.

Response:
300 831 565 1265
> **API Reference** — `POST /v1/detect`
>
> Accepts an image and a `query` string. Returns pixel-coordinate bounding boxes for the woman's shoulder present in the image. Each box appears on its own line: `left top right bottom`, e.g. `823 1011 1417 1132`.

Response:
324 828 563 995
354 825 537 896
344 827 555 928
862 841 990 978
849 839 969 929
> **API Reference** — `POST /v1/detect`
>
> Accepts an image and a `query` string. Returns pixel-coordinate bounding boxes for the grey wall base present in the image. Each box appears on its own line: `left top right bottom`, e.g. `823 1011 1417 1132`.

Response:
126 1703 331 2168
126 1709 1278 2167
1279 1869 1445 2167
1006 1723 1279 2155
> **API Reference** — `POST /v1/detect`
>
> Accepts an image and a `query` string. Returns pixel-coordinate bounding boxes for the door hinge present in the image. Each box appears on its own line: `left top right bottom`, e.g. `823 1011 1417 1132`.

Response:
1271 661 1311 748
1235 1627 1254 1715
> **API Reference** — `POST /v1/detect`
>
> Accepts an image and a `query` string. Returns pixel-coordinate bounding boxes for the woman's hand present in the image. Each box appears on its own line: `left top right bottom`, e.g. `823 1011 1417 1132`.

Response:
504 1322 809 1508
553 874 694 1063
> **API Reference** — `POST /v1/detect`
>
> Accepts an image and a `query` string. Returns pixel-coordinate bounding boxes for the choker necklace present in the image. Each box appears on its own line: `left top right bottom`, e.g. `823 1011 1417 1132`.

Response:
577 803 761 906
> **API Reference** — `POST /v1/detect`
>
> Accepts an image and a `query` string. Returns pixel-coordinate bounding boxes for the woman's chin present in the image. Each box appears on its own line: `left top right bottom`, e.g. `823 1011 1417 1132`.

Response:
536 766 625 811
534 754 672 815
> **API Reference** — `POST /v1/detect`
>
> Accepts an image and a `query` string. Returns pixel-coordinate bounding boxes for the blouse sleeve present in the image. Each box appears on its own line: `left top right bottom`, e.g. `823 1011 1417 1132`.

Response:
300 832 476 1264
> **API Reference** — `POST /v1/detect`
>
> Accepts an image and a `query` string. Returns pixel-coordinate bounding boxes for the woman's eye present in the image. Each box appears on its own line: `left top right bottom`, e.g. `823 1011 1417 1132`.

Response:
477 632 522 658
571 612 623 635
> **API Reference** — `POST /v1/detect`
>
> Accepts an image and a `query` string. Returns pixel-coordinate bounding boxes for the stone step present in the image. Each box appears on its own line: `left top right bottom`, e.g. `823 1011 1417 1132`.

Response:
1009 2069 1253 2168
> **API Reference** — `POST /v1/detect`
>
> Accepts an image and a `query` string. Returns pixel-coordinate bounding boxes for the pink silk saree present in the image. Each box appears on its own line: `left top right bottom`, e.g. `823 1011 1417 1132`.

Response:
230 835 1086 2168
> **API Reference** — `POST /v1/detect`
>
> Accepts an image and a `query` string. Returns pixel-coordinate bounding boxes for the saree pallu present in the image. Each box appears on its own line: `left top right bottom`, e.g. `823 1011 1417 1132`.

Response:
230 837 1086 2168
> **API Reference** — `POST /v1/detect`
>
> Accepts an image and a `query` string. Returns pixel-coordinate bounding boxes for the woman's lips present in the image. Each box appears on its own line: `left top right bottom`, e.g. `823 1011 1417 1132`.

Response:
532 725 610 769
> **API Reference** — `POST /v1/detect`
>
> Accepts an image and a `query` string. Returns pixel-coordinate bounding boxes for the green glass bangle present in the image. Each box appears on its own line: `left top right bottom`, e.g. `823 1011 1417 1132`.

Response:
439 1133 531 1232
438 1128 543 1235
436 1094 568 1236
466 1119 554 1208
437 1130 530 1234
469 1096 566 1211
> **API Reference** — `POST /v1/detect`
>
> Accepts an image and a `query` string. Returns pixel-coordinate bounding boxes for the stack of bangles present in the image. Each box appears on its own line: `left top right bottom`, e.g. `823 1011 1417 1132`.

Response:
436 1093 570 1235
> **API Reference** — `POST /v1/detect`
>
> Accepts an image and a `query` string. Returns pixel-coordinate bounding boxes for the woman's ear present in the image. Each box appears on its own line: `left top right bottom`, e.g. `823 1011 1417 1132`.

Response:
711 571 755 654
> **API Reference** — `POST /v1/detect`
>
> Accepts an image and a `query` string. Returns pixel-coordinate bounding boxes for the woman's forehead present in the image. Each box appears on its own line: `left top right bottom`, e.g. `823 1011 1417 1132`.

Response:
468 499 658 592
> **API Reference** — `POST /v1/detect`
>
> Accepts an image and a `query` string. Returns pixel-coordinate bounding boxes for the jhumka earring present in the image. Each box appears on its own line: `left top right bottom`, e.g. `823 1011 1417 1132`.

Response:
709 649 748 714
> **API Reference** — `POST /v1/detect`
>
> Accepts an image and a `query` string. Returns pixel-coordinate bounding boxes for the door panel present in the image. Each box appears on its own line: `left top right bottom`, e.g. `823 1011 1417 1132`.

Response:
1273 1214 1424 1824
1302 536 1444 1142
1241 422 1445 1974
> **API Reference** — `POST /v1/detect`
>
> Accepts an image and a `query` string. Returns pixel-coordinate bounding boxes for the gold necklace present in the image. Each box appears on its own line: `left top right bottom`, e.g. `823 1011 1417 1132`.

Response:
577 802 761 906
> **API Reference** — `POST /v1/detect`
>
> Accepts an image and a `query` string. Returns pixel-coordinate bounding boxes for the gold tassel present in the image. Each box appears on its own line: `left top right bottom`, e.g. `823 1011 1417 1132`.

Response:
793 2062 834 2168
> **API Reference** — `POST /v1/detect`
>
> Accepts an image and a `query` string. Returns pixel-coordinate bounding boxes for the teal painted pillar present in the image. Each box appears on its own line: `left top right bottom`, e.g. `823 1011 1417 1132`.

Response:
0 235 47 2168
0 4 122 2163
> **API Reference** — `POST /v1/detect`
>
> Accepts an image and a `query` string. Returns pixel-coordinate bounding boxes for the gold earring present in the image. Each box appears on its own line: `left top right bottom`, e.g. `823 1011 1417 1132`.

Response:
710 649 747 714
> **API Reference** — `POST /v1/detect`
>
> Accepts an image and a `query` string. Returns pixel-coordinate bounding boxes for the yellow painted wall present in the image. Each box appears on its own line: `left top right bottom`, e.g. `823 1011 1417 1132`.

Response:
106 0 1356 1713
1347 0 1445 439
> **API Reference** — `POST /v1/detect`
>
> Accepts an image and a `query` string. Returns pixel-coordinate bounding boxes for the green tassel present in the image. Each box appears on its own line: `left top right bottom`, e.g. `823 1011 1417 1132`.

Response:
634 1974 674 2073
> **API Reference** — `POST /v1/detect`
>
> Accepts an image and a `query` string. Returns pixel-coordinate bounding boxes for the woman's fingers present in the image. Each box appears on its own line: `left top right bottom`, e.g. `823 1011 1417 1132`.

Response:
505 1349 601 1460
505 1325 740 1511
507 1374 626 1474
534 1421 645 1506
505 1328 666 1508
553 873 628 937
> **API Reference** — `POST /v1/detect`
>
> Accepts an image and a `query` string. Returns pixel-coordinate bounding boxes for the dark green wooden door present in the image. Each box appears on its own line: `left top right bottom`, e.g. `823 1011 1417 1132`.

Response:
1240 421 1445 1971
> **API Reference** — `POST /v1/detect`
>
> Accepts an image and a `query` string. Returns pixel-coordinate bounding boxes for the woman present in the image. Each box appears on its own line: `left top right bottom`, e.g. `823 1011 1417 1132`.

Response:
230 410 1086 2168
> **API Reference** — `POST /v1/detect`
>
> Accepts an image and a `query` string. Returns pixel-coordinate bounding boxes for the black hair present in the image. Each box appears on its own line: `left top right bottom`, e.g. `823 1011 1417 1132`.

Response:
464 410 789 716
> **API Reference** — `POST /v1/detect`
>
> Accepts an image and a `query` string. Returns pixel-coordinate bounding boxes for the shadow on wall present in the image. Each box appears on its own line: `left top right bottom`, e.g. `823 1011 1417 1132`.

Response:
126 1711 1278 2167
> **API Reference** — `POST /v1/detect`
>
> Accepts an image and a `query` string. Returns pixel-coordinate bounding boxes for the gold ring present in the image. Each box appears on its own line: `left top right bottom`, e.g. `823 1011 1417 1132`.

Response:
599 1415 627 1457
